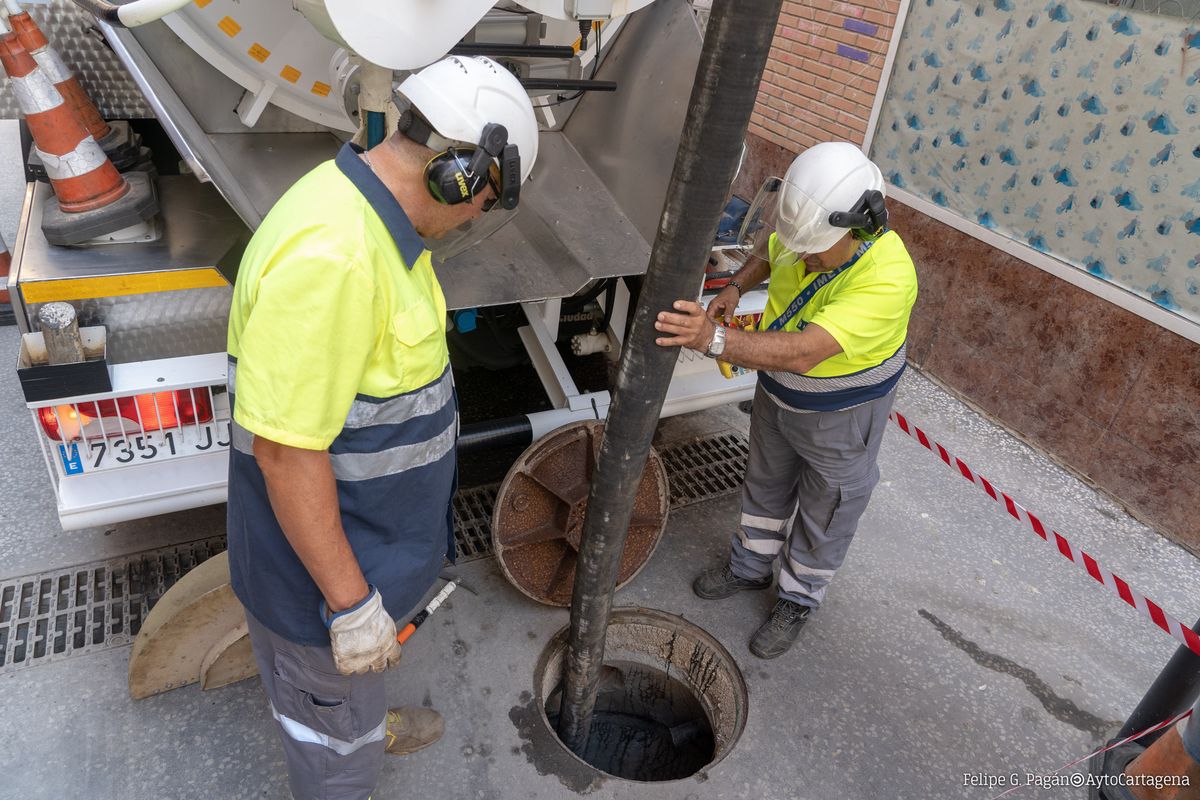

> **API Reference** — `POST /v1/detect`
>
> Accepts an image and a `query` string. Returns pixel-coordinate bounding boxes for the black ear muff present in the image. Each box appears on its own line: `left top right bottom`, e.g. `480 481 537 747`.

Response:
424 148 490 206
415 120 519 209
828 189 889 236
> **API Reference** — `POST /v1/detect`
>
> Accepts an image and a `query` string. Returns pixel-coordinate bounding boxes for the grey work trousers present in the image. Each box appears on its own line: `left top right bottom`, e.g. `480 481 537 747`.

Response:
729 382 895 608
246 611 388 800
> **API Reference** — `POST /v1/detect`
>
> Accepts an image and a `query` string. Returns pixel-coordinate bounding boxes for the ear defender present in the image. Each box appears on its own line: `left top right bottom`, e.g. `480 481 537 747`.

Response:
411 120 520 210
423 148 491 206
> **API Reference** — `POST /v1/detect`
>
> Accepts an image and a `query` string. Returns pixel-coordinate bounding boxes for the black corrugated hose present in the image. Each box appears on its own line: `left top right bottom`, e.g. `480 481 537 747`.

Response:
555 0 786 757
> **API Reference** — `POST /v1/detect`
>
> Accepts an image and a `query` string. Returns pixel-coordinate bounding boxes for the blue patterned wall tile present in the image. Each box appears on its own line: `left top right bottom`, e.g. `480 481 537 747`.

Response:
1110 14 1140 35
1112 187 1142 210
1150 143 1174 166
1145 111 1178 134
1047 2 1072 22
871 0 1200 323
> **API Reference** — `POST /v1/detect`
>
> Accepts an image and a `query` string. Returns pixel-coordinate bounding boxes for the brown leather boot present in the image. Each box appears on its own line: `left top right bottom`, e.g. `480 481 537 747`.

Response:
384 707 444 756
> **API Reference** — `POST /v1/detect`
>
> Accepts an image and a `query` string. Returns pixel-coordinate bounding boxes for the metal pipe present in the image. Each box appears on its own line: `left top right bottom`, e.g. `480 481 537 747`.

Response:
366 111 386 149
519 78 617 92
457 415 532 454
555 0 784 756
450 43 576 59
68 0 190 27
1116 618 1200 740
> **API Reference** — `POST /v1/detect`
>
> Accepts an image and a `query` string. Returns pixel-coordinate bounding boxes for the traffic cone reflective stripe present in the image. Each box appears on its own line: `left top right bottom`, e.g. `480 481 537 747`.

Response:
9 12 111 142
0 33 129 213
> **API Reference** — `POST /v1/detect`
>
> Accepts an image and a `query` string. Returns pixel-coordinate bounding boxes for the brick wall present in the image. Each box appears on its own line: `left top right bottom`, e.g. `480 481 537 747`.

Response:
749 0 901 153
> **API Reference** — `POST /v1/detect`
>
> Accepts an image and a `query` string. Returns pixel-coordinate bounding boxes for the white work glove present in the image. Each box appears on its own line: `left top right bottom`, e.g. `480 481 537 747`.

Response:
324 586 403 675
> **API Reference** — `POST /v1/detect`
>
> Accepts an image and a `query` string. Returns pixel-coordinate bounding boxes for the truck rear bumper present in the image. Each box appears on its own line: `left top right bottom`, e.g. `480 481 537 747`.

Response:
56 450 228 531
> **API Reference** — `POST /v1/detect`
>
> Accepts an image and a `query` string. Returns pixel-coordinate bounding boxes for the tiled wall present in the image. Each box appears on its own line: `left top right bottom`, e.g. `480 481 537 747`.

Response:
737 130 1200 552
895 199 1200 551
869 0 1200 326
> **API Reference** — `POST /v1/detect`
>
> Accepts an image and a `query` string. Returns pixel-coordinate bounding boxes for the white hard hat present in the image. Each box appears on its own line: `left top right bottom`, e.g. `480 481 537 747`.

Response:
776 142 885 255
397 56 539 184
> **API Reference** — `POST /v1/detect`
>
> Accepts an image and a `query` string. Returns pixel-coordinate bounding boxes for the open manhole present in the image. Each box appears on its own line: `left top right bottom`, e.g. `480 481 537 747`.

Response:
529 608 747 783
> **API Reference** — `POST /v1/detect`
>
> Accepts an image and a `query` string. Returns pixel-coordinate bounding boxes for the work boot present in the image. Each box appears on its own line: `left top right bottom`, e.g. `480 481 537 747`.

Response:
693 563 771 599
384 707 444 756
749 599 812 659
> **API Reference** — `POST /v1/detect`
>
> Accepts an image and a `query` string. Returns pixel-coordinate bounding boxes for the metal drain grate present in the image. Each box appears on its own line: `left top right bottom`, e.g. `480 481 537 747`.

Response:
453 483 499 562
0 429 749 673
659 430 750 508
0 536 228 673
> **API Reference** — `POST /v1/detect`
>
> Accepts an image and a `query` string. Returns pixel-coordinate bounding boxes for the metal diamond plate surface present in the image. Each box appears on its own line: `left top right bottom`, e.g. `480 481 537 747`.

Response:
0 1 152 121
26 287 234 364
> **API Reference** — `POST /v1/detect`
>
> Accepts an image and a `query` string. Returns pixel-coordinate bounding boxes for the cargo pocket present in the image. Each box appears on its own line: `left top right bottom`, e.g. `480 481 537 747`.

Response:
271 650 362 744
823 474 878 540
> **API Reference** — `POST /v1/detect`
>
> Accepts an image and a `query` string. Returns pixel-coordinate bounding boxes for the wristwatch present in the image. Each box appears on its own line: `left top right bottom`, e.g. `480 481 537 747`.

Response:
704 324 727 358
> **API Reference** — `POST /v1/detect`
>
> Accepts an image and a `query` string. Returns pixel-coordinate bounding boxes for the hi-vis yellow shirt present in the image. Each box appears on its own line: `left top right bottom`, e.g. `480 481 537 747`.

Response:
227 153 449 451
761 230 917 378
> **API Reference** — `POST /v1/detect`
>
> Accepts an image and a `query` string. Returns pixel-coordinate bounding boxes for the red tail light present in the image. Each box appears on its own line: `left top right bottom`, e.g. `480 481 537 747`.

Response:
37 390 214 442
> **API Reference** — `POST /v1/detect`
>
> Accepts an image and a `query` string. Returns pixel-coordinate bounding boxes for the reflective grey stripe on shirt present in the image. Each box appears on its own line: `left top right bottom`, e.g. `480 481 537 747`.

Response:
227 361 452 434
270 703 386 756
329 416 456 482
344 367 453 429
231 418 255 456
764 342 907 395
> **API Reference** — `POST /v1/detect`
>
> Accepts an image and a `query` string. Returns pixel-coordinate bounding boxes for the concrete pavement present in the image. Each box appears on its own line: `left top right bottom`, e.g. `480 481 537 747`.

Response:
0 356 1196 799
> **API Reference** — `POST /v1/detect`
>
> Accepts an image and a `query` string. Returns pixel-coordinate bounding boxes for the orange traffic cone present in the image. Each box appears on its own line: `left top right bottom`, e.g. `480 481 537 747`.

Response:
6 8 142 171
0 29 156 244
8 9 109 142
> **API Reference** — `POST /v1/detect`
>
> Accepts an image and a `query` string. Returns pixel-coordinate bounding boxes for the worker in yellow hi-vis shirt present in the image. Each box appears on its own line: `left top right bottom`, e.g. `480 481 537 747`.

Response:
225 56 538 800
655 142 917 660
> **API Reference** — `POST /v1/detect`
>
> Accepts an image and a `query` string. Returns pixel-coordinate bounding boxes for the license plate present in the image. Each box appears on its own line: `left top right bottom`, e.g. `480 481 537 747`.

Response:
58 420 231 474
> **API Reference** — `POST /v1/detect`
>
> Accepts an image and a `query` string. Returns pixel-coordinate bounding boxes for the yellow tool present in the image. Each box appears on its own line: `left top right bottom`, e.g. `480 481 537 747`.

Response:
717 319 756 379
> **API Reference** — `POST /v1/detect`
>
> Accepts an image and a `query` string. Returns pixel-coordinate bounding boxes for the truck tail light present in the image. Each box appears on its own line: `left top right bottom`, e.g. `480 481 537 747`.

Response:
37 389 215 442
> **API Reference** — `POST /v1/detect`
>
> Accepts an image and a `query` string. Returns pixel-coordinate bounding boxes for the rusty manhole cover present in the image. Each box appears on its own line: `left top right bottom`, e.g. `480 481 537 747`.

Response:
492 421 669 606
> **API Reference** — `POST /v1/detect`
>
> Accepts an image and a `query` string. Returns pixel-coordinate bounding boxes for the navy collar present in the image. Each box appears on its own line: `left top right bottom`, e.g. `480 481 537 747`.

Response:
335 142 425 269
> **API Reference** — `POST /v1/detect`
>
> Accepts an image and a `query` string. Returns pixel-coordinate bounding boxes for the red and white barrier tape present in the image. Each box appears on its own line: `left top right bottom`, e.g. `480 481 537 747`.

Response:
989 708 1194 799
888 410 1200 659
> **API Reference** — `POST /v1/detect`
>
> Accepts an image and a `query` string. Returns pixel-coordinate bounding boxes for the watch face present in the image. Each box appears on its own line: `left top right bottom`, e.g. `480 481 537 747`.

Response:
708 326 726 357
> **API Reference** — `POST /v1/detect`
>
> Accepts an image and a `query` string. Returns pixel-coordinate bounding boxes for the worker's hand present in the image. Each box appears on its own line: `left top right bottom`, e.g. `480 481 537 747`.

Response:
325 587 403 675
706 285 741 325
655 300 717 353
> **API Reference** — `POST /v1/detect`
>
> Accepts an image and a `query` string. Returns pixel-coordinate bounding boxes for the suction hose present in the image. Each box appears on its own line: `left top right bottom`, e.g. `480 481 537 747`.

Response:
555 0 785 756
